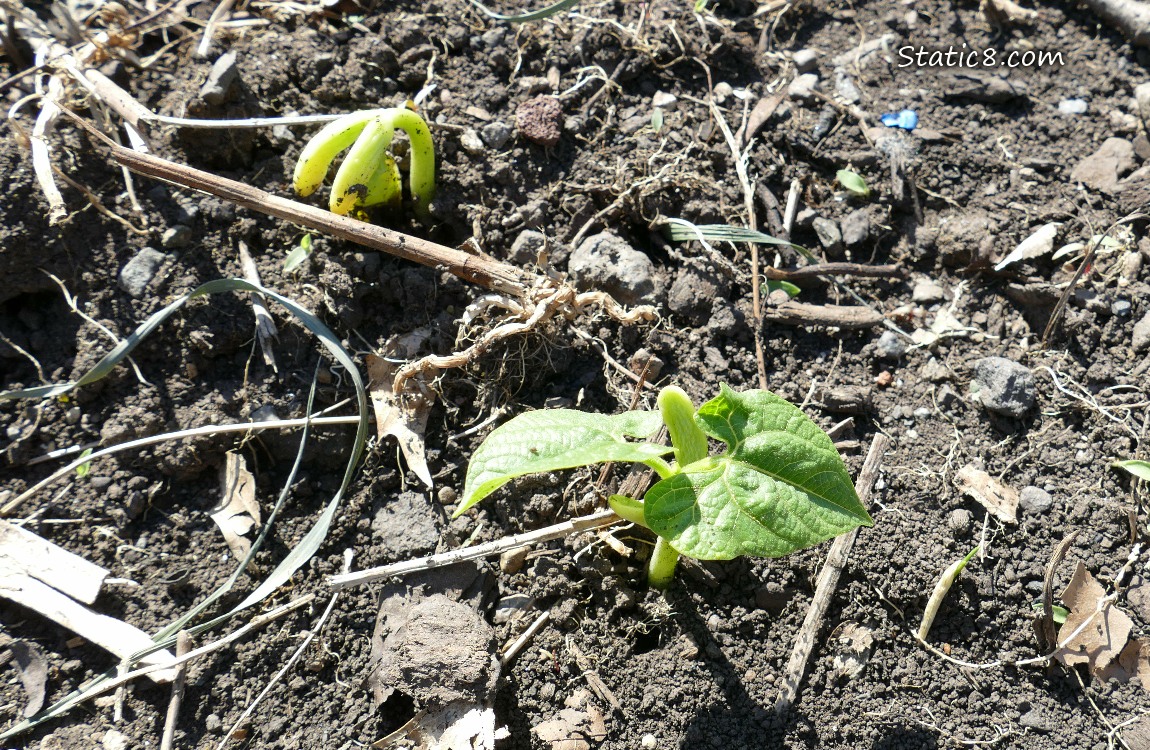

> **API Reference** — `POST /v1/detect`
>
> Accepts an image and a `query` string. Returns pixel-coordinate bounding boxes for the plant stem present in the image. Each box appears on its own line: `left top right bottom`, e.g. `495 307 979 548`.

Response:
644 386 710 588
647 536 680 589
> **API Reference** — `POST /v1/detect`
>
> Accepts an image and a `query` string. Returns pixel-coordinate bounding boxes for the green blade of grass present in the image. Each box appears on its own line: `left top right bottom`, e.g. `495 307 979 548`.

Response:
466 0 579 22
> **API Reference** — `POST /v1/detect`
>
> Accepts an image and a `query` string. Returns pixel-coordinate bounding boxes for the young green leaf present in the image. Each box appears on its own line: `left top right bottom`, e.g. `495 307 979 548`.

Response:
836 169 870 199
643 385 870 560
457 409 672 516
284 234 312 273
75 448 93 478
1113 459 1150 482
766 279 801 298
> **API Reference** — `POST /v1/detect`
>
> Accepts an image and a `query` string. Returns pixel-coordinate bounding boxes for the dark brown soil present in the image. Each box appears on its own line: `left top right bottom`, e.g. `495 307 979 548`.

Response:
2 1 1150 748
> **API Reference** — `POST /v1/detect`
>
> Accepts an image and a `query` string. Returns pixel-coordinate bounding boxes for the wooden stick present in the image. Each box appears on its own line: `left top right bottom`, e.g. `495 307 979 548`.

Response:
773 433 889 720
762 301 884 329
764 263 904 282
159 631 191 750
328 510 619 591
60 110 533 297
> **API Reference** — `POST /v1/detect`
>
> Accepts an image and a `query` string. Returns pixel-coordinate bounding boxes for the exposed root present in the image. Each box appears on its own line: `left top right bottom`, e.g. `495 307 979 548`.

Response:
393 281 657 393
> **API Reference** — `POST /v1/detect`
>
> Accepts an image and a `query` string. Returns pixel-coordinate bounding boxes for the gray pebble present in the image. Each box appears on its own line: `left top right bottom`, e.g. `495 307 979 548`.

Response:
460 129 485 155
511 230 547 265
793 49 818 73
118 247 171 298
912 279 947 304
788 73 820 102
874 330 907 359
1058 98 1088 115
1111 298 1131 317
812 217 842 252
1133 310 1150 352
199 51 239 105
840 209 870 247
1018 486 1053 514
480 121 512 150
161 225 193 249
948 508 973 535
568 233 658 305
971 357 1036 418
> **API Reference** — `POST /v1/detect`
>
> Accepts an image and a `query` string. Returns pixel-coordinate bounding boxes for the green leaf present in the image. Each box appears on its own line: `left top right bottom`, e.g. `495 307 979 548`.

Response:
75 448 93 478
643 384 870 560
1113 459 1150 481
457 409 670 516
836 169 870 199
651 107 664 134
1030 602 1070 625
284 233 312 273
661 221 796 248
766 279 801 298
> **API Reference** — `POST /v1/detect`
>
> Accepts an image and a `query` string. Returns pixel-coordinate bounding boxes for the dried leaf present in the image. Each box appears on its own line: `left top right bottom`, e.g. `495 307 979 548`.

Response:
1054 562 1133 673
994 222 1061 271
408 700 510 750
831 622 876 681
954 465 1018 524
8 640 48 717
211 452 262 559
367 330 435 488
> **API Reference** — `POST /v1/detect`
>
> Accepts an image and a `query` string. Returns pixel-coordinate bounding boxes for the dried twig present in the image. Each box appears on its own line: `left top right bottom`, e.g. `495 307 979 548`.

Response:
762 301 884 329
159 632 192 750
764 263 904 282
774 433 889 719
329 510 620 591
238 241 278 371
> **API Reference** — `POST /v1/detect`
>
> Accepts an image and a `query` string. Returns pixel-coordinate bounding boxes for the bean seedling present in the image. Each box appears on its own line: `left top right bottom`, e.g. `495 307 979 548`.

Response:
456 384 872 587
292 107 435 220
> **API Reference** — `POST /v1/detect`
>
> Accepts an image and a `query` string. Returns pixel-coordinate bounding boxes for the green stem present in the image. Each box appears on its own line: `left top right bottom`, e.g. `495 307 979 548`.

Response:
643 456 675 479
647 536 680 589
608 494 647 527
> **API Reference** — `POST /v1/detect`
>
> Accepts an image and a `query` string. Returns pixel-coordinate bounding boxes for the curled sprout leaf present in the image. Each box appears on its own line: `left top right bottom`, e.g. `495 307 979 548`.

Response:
918 545 980 641
836 169 870 199
292 107 436 220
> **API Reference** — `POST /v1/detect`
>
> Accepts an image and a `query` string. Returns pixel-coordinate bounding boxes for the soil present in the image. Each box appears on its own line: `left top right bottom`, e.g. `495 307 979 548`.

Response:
2 0 1150 748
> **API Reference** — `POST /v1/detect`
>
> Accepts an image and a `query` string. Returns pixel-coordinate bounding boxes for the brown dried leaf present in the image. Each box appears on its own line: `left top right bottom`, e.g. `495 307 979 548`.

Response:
8 640 48 717
211 451 261 559
1054 562 1133 673
367 330 435 488
954 465 1018 524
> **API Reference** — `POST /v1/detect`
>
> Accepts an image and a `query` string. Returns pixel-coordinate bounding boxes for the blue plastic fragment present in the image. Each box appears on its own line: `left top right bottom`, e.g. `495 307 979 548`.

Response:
880 110 918 130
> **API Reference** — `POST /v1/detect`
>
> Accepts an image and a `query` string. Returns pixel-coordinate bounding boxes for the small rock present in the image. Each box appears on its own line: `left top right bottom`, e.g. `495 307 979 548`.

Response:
206 714 222 733
840 209 870 247
712 82 734 104
161 225 193 249
64 407 81 425
1133 310 1150 352
199 51 239 105
500 547 528 574
667 259 730 323
460 129 485 155
371 492 440 557
948 508 973 535
516 76 552 94
516 96 563 147
788 73 820 102
629 348 664 380
651 90 678 110
480 121 512 150
641 734 658 750
1019 486 1053 514
912 279 947 304
812 217 842 252
1112 298 1132 317
1058 98 1088 115
971 357 1036 418
1070 137 1136 194
833 69 861 104
118 247 170 298
568 233 658 305
1019 708 1052 732
874 330 907 359
793 49 817 73
510 230 547 265
1135 82 1150 123
102 730 130 750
